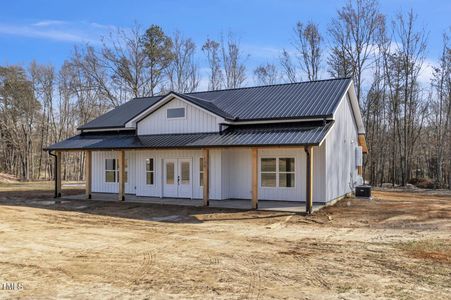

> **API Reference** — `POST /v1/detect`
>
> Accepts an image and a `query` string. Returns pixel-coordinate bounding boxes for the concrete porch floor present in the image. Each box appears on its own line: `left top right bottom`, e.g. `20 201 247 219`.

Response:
63 193 325 213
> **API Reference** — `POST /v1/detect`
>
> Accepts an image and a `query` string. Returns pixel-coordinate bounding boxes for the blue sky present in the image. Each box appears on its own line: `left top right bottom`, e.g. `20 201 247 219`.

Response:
1 0 450 88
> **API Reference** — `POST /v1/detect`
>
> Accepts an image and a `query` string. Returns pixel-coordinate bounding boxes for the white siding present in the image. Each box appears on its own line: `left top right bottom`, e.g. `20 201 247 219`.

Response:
91 146 328 202
221 148 252 199
325 93 360 201
220 147 327 202
92 151 136 194
92 149 224 200
137 98 222 135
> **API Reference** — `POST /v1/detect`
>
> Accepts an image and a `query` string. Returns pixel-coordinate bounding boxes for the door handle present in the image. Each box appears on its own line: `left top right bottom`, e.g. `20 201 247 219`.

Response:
177 176 180 185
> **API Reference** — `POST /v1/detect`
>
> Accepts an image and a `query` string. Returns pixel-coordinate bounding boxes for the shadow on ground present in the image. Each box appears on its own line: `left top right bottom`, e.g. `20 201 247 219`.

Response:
0 189 298 224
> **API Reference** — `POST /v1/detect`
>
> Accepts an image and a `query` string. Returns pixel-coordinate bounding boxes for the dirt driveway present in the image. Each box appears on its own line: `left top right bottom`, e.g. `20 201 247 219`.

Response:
0 183 449 299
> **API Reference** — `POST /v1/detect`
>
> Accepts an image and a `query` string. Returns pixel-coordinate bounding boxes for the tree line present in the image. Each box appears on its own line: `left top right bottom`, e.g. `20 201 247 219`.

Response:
0 0 449 188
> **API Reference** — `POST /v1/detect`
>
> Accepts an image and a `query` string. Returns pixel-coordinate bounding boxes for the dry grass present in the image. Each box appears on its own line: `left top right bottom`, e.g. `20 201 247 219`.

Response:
0 183 450 299
397 239 450 263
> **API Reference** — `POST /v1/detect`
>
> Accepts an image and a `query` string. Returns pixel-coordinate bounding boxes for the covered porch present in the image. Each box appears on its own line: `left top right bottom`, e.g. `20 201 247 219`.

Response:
62 192 325 214
47 122 333 214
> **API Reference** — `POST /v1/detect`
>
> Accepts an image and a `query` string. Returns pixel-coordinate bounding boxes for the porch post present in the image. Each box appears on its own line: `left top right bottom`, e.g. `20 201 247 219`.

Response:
118 150 125 201
305 146 314 214
251 147 258 209
85 150 92 199
55 151 62 198
203 148 209 206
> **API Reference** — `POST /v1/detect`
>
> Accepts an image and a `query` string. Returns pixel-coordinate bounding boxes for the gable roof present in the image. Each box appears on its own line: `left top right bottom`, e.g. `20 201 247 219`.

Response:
79 77 352 130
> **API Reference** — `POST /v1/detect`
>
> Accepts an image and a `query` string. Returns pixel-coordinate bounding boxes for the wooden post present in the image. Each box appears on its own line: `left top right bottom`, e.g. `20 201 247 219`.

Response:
85 150 92 199
305 146 314 214
251 147 258 209
203 148 209 206
55 151 62 198
118 150 125 201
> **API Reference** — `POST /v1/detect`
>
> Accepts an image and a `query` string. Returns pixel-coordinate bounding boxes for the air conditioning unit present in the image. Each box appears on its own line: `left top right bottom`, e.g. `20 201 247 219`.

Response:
355 185 371 198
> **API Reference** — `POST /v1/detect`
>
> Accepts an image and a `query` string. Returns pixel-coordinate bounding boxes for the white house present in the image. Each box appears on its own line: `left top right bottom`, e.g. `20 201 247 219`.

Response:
47 77 368 213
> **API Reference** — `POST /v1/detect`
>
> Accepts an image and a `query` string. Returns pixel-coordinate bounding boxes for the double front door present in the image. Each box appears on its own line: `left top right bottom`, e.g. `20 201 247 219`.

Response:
163 158 192 198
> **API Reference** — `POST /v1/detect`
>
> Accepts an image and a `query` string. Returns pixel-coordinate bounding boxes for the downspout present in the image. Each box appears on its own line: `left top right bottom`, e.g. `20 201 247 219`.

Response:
48 150 58 198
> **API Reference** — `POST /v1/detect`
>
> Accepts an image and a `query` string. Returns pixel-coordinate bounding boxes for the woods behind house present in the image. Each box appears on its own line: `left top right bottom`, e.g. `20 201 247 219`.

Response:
0 0 450 188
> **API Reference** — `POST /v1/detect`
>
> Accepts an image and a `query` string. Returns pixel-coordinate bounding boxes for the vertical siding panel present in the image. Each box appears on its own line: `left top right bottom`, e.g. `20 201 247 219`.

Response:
325 94 359 202
137 98 221 135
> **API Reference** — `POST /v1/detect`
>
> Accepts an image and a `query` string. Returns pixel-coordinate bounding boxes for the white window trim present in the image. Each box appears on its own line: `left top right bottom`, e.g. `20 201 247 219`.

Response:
260 156 296 189
199 157 204 187
105 158 128 184
145 158 155 186
105 158 117 184
166 106 186 120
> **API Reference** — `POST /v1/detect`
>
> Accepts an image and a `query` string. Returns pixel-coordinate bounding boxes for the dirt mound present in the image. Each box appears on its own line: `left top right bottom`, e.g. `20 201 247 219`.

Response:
0 172 19 183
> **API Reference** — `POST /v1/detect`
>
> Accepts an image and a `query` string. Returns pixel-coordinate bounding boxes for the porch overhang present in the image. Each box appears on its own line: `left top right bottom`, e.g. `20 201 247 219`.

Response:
45 121 334 152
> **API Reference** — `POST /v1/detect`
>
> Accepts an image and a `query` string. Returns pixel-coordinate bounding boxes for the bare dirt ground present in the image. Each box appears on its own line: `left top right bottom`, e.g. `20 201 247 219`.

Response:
0 183 449 299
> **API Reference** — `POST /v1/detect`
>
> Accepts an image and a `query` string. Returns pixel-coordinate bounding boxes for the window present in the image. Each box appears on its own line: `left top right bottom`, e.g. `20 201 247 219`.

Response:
199 157 204 186
180 161 190 184
146 158 154 185
279 158 295 187
105 159 128 183
260 157 295 188
167 107 185 119
166 161 175 184
261 158 277 187
105 159 116 183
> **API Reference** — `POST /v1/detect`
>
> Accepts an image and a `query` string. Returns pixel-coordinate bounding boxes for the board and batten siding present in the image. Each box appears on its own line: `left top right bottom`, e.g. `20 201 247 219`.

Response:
92 151 136 194
325 92 360 202
92 149 224 200
137 98 223 135
219 147 326 202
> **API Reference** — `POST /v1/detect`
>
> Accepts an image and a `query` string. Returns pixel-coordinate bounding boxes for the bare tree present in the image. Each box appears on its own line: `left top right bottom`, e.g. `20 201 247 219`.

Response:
167 31 199 93
328 0 385 106
294 22 322 80
254 63 279 85
221 34 247 88
280 49 297 83
202 39 223 90
429 32 451 187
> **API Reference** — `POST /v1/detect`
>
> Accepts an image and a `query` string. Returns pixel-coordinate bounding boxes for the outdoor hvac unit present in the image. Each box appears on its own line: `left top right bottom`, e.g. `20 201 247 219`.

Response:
355 185 371 198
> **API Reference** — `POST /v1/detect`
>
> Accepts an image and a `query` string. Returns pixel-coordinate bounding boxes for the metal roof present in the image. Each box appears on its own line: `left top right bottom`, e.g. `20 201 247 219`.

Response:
78 96 163 130
47 121 334 150
79 78 351 130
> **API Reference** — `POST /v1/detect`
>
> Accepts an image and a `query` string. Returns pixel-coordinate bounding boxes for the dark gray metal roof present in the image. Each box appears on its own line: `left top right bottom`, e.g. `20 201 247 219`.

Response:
78 96 163 130
46 121 334 150
79 78 351 129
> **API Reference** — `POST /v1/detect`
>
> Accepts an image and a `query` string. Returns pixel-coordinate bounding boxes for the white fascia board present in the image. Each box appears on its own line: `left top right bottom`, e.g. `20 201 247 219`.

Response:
318 122 335 147
332 80 365 134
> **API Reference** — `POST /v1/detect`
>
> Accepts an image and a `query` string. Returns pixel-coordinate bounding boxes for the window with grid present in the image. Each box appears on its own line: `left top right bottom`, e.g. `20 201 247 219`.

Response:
260 157 295 188
105 159 128 183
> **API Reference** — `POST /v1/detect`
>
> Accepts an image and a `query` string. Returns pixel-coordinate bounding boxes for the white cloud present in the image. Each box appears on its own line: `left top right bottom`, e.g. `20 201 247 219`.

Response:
0 20 115 44
32 20 67 27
